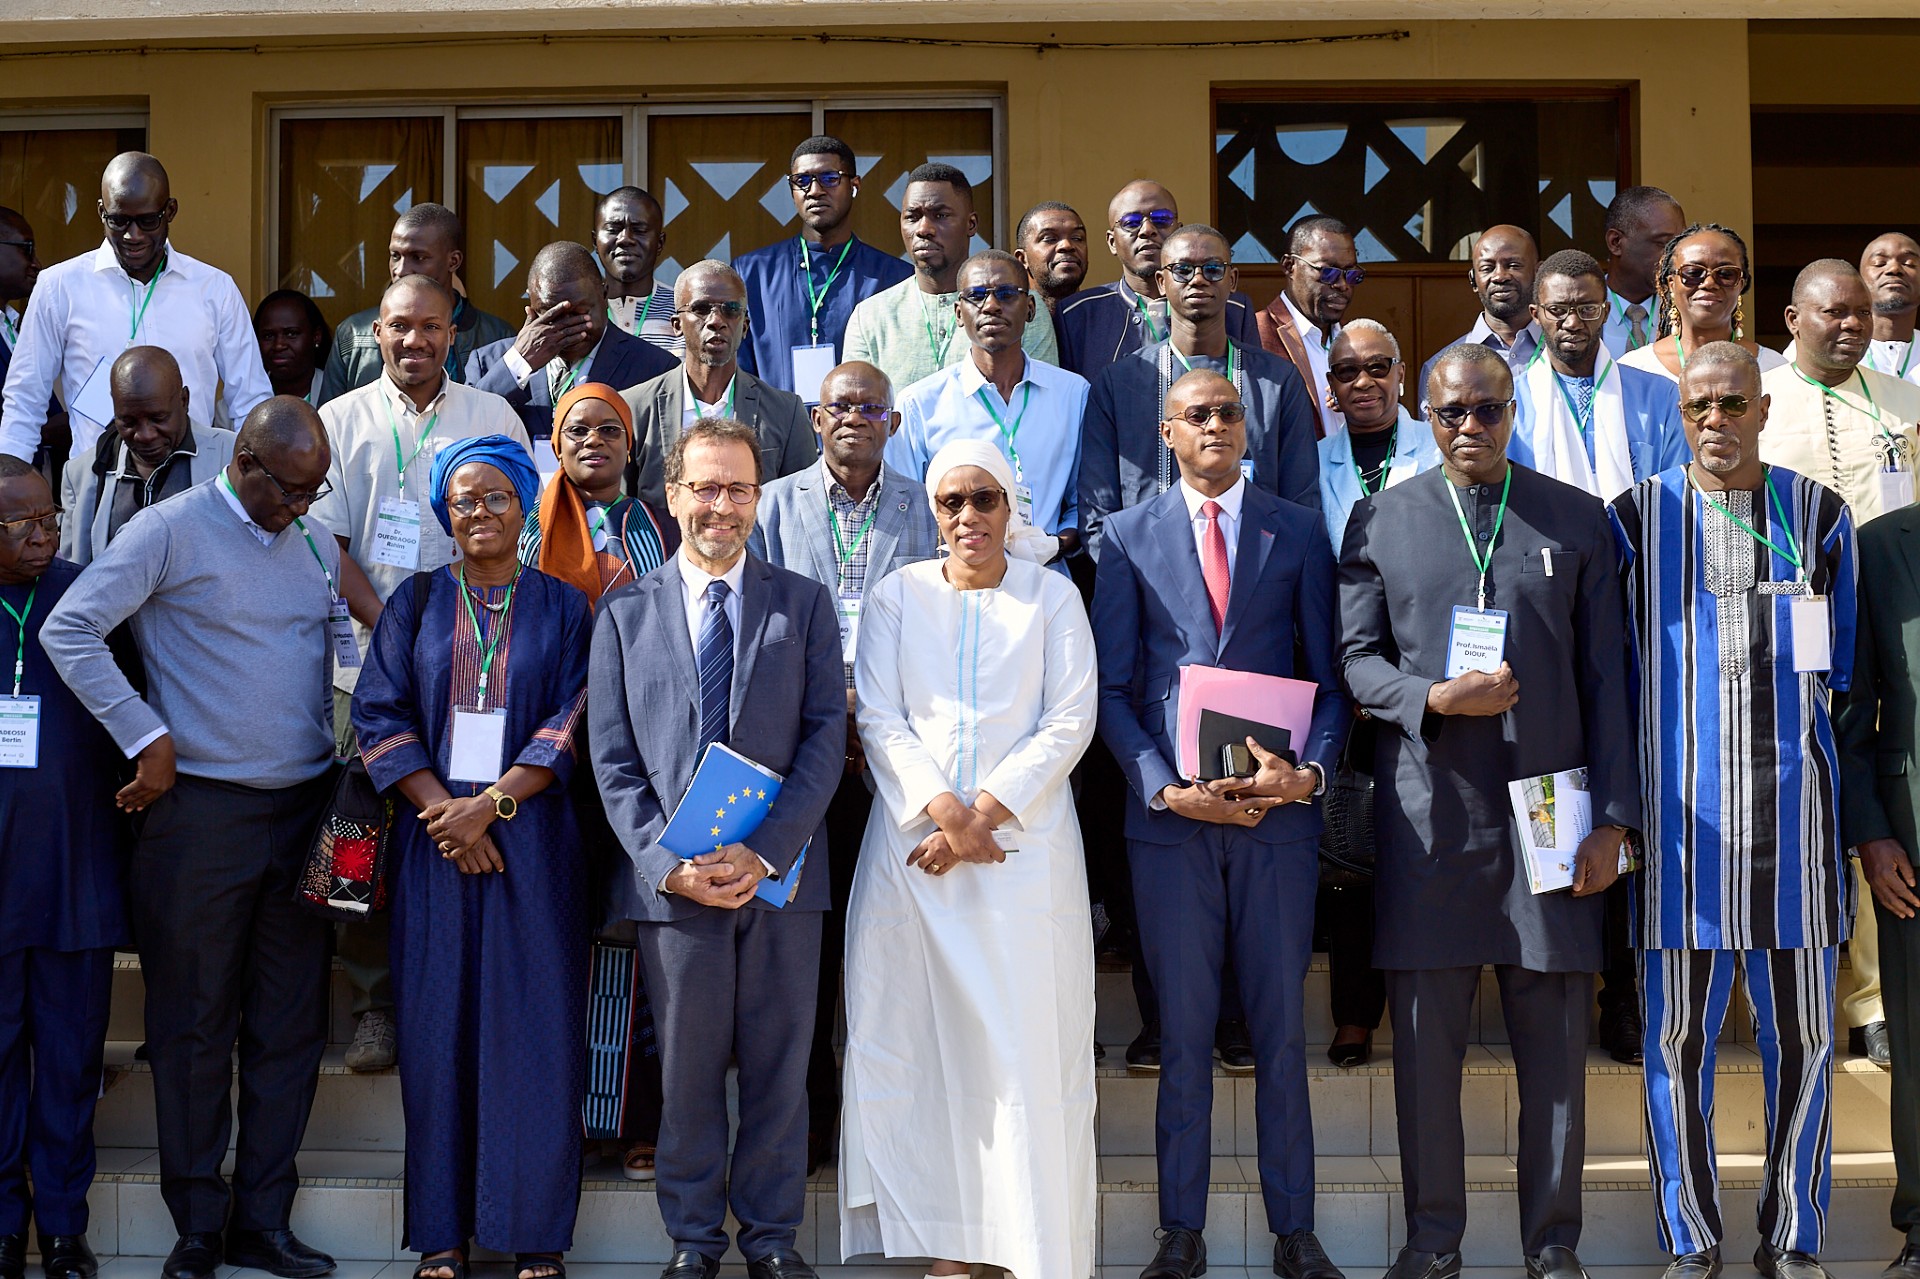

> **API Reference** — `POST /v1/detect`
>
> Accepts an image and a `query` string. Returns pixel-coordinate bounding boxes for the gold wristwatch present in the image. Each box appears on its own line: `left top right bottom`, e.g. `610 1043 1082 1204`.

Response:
483 785 518 821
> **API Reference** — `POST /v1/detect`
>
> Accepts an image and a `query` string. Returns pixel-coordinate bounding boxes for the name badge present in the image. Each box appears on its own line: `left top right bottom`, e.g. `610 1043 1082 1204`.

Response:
836 596 862 665
1239 458 1256 484
1879 469 1915 512
790 344 837 403
0 695 40 768
1446 606 1509 678
70 355 118 429
991 828 1020 854
372 496 423 570
328 597 361 670
1013 482 1035 527
532 439 561 481
449 707 508 784
1790 593 1831 673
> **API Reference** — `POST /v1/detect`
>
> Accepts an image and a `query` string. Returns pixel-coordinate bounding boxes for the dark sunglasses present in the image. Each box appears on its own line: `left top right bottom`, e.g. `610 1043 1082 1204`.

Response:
935 488 1006 515
680 300 747 321
820 401 891 421
1171 403 1248 426
102 211 167 233
1540 302 1609 322
0 239 33 258
1114 209 1177 233
1329 357 1399 384
1162 260 1230 284
242 449 332 505
1429 401 1514 427
1297 258 1366 288
1675 264 1744 290
447 491 517 518
1680 394 1754 424
788 172 849 193
959 284 1027 308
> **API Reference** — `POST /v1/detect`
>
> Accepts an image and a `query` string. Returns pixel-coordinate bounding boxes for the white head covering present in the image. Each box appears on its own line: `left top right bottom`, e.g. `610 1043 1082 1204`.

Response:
923 438 1059 565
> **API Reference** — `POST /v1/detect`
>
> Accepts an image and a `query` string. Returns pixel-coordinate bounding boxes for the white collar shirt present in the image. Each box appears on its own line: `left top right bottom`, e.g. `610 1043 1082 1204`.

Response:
1281 289 1342 436
676 548 748 658
1178 473 1246 577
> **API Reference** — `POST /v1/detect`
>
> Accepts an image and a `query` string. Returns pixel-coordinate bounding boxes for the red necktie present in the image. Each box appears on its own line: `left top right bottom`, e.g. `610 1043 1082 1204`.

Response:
1200 499 1230 634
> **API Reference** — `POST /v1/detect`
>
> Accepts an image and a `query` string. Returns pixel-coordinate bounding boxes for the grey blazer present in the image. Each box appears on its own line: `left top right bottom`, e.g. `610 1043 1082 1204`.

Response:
621 366 819 509
58 424 236 566
587 553 846 921
746 459 941 594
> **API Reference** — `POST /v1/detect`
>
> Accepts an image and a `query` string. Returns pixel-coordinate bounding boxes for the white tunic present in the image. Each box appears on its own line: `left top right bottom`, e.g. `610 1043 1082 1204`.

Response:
841 556 1098 1279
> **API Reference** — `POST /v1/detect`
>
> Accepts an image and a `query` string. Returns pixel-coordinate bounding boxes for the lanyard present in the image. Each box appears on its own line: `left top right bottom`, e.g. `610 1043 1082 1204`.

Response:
799 236 855 344
1873 340 1916 380
609 292 653 331
1690 465 1806 581
383 397 440 496
922 295 954 368
293 516 337 598
553 358 588 399
826 492 879 590
457 563 521 709
1171 342 1239 383
1351 424 1397 496
1444 466 1512 611
1551 359 1613 435
974 381 1034 480
0 582 35 697
0 310 15 347
1791 364 1888 435
690 377 737 421
1609 289 1649 350
1134 293 1165 343
128 255 166 344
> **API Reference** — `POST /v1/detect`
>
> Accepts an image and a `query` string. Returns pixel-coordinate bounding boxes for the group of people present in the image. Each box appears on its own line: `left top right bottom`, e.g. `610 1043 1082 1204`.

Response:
0 135 1918 1279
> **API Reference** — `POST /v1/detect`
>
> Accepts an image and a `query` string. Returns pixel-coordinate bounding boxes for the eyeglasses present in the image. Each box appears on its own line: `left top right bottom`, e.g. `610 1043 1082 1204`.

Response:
1114 209 1177 233
1162 260 1230 284
788 172 850 193
446 490 518 518
0 508 60 540
1675 264 1745 290
1429 401 1514 427
561 422 627 443
1296 258 1366 288
678 480 760 506
680 300 747 321
935 487 1006 515
1170 403 1248 426
1680 394 1754 423
241 450 332 506
1329 357 1399 384
0 240 33 258
820 401 891 421
102 211 167 234
1540 302 1609 322
958 284 1027 308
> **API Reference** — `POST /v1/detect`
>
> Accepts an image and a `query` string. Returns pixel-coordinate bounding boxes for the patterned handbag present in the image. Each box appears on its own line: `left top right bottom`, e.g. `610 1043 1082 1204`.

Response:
1317 736 1377 889
295 757 394 920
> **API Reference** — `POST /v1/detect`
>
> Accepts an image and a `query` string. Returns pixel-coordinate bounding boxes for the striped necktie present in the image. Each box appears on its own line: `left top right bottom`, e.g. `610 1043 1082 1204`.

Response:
696 579 733 749
1626 303 1649 350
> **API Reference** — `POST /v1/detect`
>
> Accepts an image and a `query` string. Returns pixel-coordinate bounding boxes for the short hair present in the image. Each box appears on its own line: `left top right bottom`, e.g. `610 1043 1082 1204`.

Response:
791 135 856 172
0 205 26 234
594 185 660 220
528 241 600 293
958 248 1024 281
1164 369 1239 413
0 454 40 483
1015 201 1079 247
236 396 327 458
1287 216 1353 255
1427 340 1514 397
822 360 893 406
906 162 973 201
1653 223 1750 338
1791 257 1863 306
1165 223 1231 257
1679 339 1761 388
665 417 763 487
393 202 463 251
252 289 333 361
381 273 457 316
673 259 745 305
1536 248 1606 288
1337 316 1401 361
1604 185 1681 237
110 345 183 395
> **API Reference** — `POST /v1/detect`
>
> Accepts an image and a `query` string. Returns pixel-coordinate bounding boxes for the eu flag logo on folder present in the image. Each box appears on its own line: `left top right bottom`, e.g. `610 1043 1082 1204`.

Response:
658 741 808 908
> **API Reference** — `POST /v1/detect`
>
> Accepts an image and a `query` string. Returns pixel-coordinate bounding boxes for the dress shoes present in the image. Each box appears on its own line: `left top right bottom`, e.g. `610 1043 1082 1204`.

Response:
1525 1245 1588 1279
225 1228 336 1278
38 1234 97 1279
1127 1021 1163 1074
1380 1247 1462 1279
1883 1243 1920 1279
658 1250 719 1279
1275 1228 1345 1279
1217 1019 1256 1074
1659 1247 1721 1279
1850 1021 1893 1069
162 1233 224 1279
1327 1032 1373 1069
1 1233 24 1279
744 1249 817 1279
1756 1244 1830 1279
1597 1004 1644 1065
1140 1227 1206 1279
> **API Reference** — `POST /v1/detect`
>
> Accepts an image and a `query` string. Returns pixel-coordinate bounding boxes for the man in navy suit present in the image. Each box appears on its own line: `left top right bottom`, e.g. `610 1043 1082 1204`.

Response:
465 241 675 441
589 416 844 1279
1093 368 1350 1279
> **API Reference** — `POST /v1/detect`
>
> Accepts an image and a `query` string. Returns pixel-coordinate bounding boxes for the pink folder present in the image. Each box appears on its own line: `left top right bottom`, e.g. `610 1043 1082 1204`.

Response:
1175 664 1318 779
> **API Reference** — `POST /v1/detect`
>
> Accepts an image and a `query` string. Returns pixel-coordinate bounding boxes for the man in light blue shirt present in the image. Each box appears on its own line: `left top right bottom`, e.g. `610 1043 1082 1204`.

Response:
1600 186 1687 360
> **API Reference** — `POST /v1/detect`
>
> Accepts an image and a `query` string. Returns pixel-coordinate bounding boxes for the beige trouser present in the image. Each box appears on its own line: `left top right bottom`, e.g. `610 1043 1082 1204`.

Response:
1843 859 1886 1027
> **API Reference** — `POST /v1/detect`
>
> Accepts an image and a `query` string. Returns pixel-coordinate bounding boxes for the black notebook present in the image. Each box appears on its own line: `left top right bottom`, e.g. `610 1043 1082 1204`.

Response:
1196 709 1296 781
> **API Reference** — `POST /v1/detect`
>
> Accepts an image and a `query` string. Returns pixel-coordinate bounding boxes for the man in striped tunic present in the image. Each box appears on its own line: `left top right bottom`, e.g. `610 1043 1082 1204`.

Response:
1609 341 1858 1279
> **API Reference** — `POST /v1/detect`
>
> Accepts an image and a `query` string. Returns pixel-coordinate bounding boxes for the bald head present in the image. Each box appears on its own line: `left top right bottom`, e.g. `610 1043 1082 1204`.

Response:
1107 179 1181 295
528 240 599 294
1109 180 1177 226
1787 260 1872 381
237 396 326 461
98 152 175 280
674 260 745 309
230 398 331 533
110 345 182 399
101 152 169 204
110 347 191 469
1165 369 1238 415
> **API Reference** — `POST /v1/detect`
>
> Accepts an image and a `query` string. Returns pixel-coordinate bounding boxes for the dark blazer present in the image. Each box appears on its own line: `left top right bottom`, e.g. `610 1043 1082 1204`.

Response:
463 326 676 440
621 366 818 510
1838 505 1920 856
1092 482 1349 847
588 553 846 921
1055 280 1258 383
746 459 940 592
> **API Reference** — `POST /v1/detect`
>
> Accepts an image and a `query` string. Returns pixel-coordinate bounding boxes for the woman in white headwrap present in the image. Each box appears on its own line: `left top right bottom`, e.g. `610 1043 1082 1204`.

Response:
838 439 1098 1279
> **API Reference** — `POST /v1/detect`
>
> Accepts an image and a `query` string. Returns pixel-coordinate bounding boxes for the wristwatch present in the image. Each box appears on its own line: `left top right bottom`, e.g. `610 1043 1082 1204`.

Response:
483 785 518 822
1303 760 1328 799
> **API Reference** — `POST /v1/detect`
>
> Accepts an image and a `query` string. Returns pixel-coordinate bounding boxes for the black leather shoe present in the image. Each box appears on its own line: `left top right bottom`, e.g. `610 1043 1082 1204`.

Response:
1526 1245 1588 1279
0 1234 24 1279
38 1235 97 1279
1860 1021 1893 1069
1381 1247 1462 1279
659 1250 719 1279
1598 1003 1644 1065
1276 1228 1344 1279
1217 1019 1256 1074
1660 1247 1721 1279
745 1248 816 1279
1127 1021 1163 1074
224 1229 335 1278
1756 1244 1830 1279
1328 1031 1373 1069
1884 1243 1920 1279
163 1234 224 1279
1141 1227 1206 1279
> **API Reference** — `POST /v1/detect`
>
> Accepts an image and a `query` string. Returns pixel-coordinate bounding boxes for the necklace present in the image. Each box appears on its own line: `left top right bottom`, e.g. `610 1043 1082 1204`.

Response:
464 576 512 612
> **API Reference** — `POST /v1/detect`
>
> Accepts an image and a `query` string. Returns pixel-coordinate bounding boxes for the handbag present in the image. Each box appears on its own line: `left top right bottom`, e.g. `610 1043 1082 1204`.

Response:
1317 732 1376 888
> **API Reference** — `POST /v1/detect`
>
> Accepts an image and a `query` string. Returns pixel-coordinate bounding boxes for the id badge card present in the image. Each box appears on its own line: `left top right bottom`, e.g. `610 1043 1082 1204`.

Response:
1880 469 1915 512
836 596 862 665
70 354 117 431
790 344 837 402
371 496 423 569
990 828 1020 854
1013 482 1035 527
1790 593 1832 673
1239 458 1256 485
1446 606 1509 678
449 707 508 784
0 695 40 768
327 598 361 670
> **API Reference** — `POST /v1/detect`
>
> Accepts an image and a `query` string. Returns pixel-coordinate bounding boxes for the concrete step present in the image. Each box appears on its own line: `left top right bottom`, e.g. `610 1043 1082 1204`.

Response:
59 1267 1920 1279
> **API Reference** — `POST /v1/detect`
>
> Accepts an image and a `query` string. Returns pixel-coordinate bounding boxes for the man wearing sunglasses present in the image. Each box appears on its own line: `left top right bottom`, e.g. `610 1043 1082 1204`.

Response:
1339 342 1639 1279
467 241 674 445
730 135 911 397
624 260 816 510
1617 341 1858 1279
1415 226 1542 407
1257 216 1363 438
1054 180 1258 382
0 153 271 474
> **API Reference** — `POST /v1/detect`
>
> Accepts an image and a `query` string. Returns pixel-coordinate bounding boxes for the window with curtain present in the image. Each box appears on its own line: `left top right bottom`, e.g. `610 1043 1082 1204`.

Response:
0 125 149 270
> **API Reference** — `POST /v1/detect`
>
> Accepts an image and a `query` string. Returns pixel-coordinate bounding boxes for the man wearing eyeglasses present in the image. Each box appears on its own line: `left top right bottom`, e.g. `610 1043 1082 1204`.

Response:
731 136 912 397
1616 341 1857 1279
1053 181 1258 382
1338 342 1639 1279
624 260 816 510
1257 216 1363 438
312 273 527 1073
0 153 271 472
1415 226 1543 405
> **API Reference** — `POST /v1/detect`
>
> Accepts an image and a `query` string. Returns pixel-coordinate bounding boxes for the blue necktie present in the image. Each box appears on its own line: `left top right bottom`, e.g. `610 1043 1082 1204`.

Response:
696 579 733 749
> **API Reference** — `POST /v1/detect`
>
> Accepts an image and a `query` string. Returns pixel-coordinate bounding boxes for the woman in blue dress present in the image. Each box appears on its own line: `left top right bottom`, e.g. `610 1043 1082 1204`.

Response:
351 435 591 1279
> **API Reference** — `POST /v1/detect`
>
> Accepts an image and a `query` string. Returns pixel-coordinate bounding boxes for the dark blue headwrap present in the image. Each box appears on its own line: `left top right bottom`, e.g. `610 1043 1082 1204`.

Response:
428 435 541 534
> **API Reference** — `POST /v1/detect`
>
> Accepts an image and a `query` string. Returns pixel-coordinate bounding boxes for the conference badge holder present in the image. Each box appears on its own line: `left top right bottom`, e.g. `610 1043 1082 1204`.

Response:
372 496 424 570
449 707 508 784
1445 606 1508 679
327 598 361 670
1790 594 1831 673
790 344 837 402
0 695 40 768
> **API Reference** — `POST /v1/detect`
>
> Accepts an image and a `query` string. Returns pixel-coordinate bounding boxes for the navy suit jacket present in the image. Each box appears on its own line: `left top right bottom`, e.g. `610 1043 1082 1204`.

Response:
1056 281 1259 383
588 553 846 920
732 235 913 394
1092 483 1349 846
464 326 676 439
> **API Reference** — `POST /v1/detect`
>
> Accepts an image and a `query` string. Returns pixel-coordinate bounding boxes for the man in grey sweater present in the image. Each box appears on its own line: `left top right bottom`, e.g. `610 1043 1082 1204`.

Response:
42 397 343 1279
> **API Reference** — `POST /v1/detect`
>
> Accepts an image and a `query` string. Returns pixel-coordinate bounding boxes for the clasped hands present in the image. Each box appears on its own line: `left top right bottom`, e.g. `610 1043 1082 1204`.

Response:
422 793 505 875
664 842 768 908
907 791 1014 876
1161 738 1317 828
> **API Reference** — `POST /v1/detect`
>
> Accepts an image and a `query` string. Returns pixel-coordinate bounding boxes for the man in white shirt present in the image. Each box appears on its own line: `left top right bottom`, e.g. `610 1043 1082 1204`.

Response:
1416 225 1542 402
0 152 271 466
1255 216 1360 437
1861 232 1920 389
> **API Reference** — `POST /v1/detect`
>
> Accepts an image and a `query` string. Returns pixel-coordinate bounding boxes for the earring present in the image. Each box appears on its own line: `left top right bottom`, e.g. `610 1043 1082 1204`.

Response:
1669 299 1681 337
1734 302 1745 341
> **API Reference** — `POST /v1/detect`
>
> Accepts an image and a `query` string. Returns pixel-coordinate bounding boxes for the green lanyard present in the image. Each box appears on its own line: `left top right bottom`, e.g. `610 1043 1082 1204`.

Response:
383 398 440 496
1609 289 1648 350
973 381 1034 480
1352 423 1397 496
1551 360 1613 436
1134 293 1165 344
128 255 166 344
0 582 35 697
554 358 589 399
1172 342 1239 383
1864 341 1914 379
922 296 954 368
826 492 879 592
609 292 654 332
691 378 737 421
0 309 15 347
1791 364 1888 435
293 516 337 599
1690 465 1806 581
1444 466 1512 611
457 563 521 709
799 237 855 345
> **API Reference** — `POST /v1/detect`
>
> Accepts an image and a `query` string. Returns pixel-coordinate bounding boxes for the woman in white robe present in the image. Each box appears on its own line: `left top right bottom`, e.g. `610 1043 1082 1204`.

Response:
840 438 1099 1279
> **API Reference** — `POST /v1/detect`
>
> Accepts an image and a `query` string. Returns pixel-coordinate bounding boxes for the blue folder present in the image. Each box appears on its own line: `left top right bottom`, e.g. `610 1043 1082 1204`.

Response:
659 741 808 908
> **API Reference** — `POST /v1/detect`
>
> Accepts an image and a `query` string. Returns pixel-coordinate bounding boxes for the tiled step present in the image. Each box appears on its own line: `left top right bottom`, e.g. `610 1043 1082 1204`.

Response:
65 1267 1920 1279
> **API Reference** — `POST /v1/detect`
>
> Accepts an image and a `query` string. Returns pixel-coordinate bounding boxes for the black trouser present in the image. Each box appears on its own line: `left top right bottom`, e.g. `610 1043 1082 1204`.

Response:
1596 878 1638 1014
1316 880 1386 1031
805 769 873 1140
132 773 332 1235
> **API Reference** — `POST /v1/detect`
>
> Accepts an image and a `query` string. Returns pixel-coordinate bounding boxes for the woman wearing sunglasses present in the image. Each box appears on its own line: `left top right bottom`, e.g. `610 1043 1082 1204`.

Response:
1619 222 1787 383
351 435 592 1279
839 437 1098 1279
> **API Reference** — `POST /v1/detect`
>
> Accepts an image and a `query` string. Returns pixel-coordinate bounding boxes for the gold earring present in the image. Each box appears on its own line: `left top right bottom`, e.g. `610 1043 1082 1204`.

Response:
1734 302 1745 341
1669 300 1681 337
